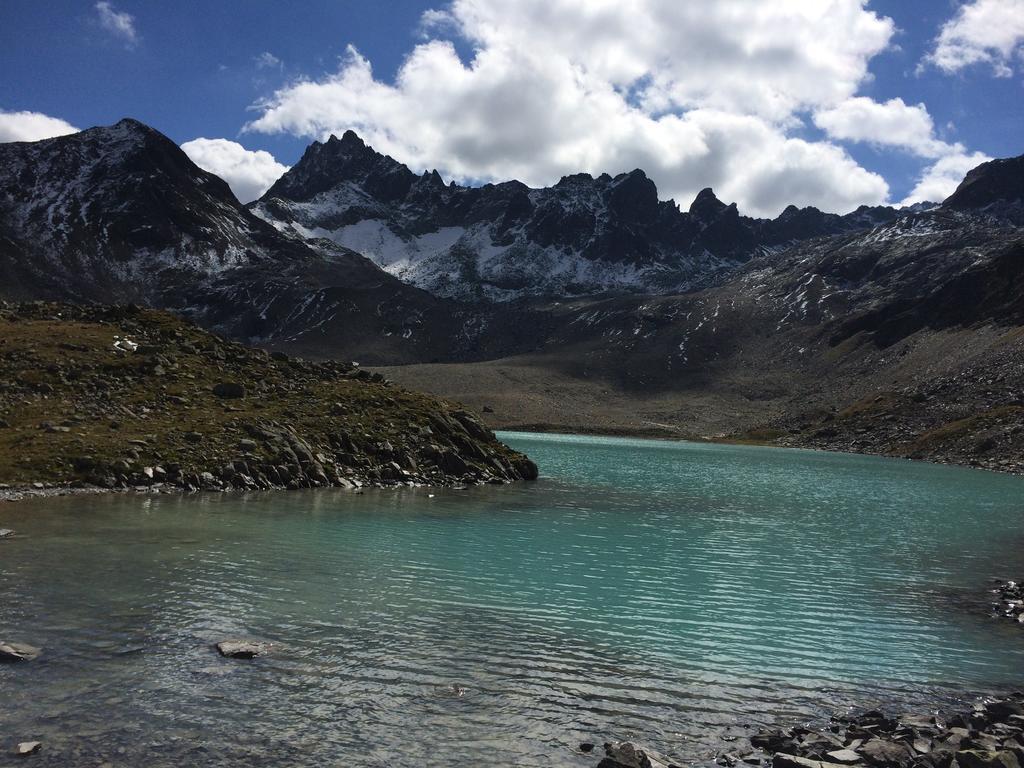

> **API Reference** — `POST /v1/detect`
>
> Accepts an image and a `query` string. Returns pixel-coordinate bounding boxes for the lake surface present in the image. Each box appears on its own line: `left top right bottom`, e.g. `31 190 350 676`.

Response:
2 433 1024 767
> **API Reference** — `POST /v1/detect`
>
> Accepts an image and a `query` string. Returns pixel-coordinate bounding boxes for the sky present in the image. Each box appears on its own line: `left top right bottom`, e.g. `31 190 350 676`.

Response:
0 0 1021 215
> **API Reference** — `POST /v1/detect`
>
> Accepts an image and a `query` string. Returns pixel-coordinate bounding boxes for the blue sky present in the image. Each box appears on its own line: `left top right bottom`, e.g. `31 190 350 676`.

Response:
0 1 1021 213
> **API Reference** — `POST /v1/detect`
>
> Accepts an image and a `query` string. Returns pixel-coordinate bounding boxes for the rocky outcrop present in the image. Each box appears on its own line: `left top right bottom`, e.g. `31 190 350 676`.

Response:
0 302 538 497
991 580 1024 624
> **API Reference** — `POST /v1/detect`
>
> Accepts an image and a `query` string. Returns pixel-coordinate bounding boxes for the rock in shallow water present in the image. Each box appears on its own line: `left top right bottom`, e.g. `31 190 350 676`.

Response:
0 528 14 538
16 741 41 755
215 640 272 659
0 641 41 662
603 740 678 768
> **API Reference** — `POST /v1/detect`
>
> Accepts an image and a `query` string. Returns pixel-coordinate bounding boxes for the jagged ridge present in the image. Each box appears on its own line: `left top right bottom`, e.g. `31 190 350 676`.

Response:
252 130 908 301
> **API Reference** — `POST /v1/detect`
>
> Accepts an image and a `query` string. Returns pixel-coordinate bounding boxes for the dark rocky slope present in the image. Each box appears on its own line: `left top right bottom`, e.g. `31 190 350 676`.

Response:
0 120 470 365
252 130 901 300
0 301 537 497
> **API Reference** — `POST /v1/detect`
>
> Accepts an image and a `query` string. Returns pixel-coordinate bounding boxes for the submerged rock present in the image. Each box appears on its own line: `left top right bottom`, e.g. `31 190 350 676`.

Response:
0 641 41 662
16 741 41 756
215 640 272 659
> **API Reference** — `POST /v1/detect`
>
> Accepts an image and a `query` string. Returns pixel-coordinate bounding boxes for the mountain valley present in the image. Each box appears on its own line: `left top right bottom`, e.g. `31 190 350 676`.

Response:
1 120 1021 472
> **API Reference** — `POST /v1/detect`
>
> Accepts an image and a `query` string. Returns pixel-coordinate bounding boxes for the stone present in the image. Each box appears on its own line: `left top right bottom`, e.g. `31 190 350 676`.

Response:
215 640 272 659
580 743 596 753
0 528 14 538
859 738 913 767
16 741 41 756
956 751 1022 768
238 439 258 452
773 754 853 768
0 642 41 662
988 702 1024 722
826 750 864 764
603 741 676 768
212 382 246 399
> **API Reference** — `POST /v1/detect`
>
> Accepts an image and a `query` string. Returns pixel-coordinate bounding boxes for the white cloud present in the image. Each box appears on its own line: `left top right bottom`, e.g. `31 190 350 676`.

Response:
811 96 995 208
255 52 282 70
901 150 992 205
95 1 138 47
813 97 952 158
0 110 79 143
926 0 1024 76
245 0 903 216
180 138 288 203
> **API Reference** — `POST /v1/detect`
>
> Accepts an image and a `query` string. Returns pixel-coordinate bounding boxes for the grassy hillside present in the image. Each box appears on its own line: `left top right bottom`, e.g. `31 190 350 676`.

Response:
0 302 537 493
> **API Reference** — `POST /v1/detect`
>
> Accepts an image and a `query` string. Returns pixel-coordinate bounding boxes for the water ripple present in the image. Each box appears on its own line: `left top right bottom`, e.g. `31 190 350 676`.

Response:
1 434 1023 766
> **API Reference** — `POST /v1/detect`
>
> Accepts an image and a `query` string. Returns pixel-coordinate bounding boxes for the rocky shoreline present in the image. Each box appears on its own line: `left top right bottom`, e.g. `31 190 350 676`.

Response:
589 692 1024 768
0 302 537 499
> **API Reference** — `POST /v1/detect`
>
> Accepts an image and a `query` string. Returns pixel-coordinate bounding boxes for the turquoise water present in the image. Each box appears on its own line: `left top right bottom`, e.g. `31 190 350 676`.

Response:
1 433 1023 767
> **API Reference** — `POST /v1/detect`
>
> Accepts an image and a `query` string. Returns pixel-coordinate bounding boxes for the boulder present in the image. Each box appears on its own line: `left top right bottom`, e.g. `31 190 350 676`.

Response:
215 640 272 659
212 382 246 399
603 740 677 768
774 755 855 768
825 750 864 765
0 528 14 538
956 751 1022 768
16 741 41 756
0 641 41 662
859 739 913 767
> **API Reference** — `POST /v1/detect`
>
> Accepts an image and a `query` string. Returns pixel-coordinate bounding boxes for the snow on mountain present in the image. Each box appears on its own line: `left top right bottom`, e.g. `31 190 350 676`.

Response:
251 130 906 302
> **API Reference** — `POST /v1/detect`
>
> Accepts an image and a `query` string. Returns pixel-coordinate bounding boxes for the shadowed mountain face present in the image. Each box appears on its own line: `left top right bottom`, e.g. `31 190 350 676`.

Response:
942 155 1024 220
0 119 470 364
251 130 903 301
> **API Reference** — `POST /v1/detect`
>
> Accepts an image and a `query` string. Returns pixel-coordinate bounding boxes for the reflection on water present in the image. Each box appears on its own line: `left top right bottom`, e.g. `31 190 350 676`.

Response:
1 433 1023 767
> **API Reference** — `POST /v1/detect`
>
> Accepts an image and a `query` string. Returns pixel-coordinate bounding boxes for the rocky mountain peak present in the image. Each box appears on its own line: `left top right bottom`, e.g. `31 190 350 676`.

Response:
264 129 414 203
943 154 1024 212
608 169 659 221
688 187 728 220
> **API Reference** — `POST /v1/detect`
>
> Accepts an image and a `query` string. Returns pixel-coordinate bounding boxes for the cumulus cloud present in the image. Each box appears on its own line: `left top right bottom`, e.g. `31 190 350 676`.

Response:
0 110 79 143
925 0 1024 77
180 138 288 203
245 0 899 217
240 0 993 215
813 97 952 158
811 95 987 206
901 150 992 205
95 1 138 47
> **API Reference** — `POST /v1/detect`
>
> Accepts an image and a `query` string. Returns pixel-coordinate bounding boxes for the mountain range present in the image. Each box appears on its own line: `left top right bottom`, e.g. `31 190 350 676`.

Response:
1 118 1022 471
251 129 912 301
